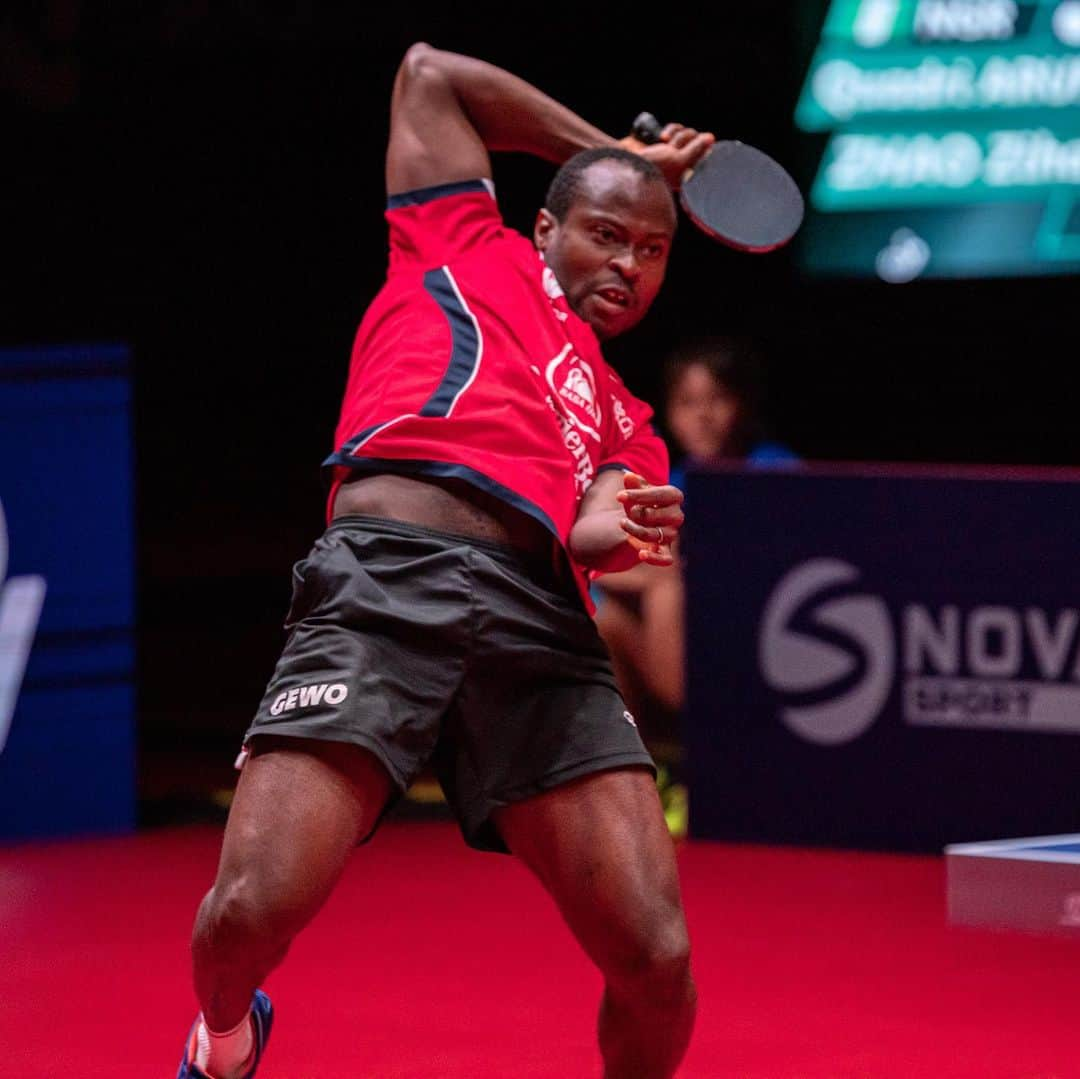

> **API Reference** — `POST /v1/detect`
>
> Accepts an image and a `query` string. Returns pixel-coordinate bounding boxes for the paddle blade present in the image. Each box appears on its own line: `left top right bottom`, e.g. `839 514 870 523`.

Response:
681 141 805 253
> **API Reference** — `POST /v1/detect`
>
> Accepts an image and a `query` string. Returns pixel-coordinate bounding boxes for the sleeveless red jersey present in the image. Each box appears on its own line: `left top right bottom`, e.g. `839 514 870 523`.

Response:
324 180 668 608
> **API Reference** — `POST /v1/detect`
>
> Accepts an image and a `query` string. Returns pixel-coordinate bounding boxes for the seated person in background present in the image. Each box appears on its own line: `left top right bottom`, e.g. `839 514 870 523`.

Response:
663 333 799 488
593 335 797 831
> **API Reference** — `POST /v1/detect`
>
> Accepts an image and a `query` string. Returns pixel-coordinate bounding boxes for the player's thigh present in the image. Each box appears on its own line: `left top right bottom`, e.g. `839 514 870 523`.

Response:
214 736 393 930
493 766 689 976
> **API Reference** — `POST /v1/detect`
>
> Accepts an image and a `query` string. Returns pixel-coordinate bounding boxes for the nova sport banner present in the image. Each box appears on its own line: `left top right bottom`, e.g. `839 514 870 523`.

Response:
683 462 1080 851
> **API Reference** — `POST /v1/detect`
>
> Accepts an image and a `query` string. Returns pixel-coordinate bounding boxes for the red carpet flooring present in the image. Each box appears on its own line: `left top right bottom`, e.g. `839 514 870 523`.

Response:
3 821 1078 1077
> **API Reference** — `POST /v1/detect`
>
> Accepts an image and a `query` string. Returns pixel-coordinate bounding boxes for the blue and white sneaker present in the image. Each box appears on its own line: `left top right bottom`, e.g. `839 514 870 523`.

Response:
177 989 273 1079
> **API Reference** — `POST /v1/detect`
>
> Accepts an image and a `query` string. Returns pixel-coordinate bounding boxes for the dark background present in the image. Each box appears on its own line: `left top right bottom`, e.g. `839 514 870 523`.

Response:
4 2 1075 815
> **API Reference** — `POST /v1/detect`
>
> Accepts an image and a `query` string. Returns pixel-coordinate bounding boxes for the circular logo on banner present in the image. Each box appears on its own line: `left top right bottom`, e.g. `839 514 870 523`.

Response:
759 558 895 745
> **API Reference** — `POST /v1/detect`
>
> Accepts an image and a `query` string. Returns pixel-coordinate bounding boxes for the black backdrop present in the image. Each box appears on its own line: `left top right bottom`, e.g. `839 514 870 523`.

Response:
4 3 1076 796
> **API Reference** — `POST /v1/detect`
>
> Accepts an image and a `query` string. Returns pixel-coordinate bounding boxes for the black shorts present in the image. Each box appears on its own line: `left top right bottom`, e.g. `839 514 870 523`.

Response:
243 515 655 852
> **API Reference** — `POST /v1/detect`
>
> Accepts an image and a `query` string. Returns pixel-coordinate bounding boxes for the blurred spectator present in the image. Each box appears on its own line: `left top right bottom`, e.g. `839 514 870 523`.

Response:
663 333 798 487
594 335 797 831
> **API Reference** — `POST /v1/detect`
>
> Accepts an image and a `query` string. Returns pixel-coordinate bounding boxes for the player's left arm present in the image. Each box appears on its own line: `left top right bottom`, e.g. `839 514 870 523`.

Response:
569 470 684 575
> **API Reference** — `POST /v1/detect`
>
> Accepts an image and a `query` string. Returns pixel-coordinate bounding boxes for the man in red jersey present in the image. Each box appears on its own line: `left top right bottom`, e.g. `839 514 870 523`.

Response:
178 43 714 1079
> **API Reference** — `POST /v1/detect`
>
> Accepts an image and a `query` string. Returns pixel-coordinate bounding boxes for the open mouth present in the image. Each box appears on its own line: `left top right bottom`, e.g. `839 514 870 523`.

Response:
595 287 631 309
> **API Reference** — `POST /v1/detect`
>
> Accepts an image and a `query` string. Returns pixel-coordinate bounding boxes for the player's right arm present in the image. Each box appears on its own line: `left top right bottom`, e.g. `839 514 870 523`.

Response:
386 43 617 197
386 44 713 196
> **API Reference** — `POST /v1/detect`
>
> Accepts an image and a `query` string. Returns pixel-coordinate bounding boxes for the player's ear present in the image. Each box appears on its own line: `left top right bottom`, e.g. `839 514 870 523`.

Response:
534 208 556 252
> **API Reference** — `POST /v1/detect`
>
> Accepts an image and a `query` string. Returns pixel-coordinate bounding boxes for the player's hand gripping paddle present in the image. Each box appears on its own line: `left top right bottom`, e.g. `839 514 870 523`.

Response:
631 112 804 253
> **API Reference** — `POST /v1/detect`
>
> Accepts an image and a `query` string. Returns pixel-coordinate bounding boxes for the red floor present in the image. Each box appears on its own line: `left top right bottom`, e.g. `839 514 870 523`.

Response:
3 821 1078 1077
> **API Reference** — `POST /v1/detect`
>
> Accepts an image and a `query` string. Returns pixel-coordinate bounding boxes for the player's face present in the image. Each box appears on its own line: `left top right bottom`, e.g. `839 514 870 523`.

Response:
666 362 741 458
534 161 676 340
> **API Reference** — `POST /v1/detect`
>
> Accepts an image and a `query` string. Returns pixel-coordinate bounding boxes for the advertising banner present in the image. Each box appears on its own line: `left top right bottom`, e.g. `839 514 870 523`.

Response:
684 462 1080 850
0 345 135 840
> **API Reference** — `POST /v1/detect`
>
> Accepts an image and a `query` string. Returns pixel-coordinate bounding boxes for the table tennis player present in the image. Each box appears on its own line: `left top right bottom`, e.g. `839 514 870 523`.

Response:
177 42 713 1079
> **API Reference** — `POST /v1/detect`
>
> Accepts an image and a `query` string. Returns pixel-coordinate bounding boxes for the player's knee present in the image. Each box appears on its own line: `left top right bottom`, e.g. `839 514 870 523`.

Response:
643 923 693 994
607 913 692 998
197 875 290 958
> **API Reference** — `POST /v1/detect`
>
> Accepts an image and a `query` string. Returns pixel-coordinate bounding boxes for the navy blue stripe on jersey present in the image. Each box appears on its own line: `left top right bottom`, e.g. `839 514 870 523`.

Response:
332 267 479 458
419 267 482 418
337 414 413 456
320 454 560 538
386 179 494 209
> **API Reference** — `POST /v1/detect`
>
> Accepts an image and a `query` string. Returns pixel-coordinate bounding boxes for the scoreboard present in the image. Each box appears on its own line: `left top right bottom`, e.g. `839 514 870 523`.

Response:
795 0 1080 278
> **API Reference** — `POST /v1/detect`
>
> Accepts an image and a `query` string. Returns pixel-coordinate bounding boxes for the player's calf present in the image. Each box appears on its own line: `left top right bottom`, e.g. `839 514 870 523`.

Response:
598 920 696 1079
191 878 294 1032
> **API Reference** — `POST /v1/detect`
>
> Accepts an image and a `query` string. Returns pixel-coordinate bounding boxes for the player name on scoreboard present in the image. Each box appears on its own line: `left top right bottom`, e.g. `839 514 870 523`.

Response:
800 50 1080 127
816 126 1080 204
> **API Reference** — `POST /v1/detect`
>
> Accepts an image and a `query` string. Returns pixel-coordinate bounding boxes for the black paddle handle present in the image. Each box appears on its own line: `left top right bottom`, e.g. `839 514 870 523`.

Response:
631 112 664 145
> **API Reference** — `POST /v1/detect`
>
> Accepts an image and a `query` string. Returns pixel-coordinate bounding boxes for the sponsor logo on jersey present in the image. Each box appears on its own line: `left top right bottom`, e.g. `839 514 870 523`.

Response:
562 365 600 424
541 263 569 321
541 264 564 300
611 396 636 439
546 346 602 435
552 410 596 497
542 344 605 498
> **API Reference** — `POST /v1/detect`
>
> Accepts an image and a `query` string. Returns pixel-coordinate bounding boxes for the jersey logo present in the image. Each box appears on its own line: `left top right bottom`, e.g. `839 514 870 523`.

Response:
546 346 602 442
563 366 599 421
542 264 564 300
611 396 635 439
540 262 569 320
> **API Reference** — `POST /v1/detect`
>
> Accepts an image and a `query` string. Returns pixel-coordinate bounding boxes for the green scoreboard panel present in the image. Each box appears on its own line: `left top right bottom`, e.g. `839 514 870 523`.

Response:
795 0 1080 278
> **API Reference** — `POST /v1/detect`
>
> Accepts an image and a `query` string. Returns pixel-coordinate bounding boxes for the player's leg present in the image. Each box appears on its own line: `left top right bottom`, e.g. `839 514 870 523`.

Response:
181 518 475 1076
192 514 474 1027
191 736 393 1031
493 766 696 1079
443 539 692 1073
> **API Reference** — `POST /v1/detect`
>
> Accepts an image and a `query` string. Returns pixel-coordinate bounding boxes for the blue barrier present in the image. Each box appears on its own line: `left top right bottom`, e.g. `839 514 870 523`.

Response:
0 344 135 840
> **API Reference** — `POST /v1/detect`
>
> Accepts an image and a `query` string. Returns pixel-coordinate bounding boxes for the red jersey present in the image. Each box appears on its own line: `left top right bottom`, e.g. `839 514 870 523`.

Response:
324 180 668 608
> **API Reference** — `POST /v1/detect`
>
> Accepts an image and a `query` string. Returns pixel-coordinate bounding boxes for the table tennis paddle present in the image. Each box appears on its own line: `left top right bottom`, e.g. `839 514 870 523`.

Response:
631 112 804 253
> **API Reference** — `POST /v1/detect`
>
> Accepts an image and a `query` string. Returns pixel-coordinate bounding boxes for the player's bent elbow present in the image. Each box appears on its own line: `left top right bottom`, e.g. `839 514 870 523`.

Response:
398 42 445 89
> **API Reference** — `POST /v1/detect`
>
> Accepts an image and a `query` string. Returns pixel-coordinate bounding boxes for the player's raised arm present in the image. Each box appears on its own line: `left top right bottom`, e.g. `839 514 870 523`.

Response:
386 43 716 196
386 43 621 197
